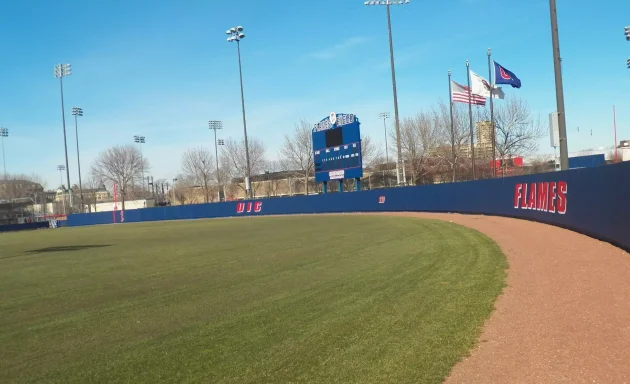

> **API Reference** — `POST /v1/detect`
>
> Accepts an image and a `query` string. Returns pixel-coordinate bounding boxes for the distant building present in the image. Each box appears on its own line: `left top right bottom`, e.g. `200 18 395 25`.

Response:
87 199 154 213
475 120 493 158
80 183 111 202
55 183 111 203
0 179 44 200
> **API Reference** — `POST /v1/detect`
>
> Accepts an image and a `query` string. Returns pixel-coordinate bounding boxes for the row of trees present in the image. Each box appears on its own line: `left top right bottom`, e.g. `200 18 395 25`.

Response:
391 97 545 184
165 119 381 204
0 96 542 209
84 96 545 207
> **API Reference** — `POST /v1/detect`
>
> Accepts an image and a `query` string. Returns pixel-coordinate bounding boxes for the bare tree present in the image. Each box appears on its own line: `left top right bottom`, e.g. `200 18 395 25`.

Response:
488 97 545 163
152 178 168 204
174 186 190 205
280 120 314 195
360 134 381 168
432 102 473 182
390 112 443 185
172 175 197 205
90 145 149 210
525 156 555 175
181 147 215 203
220 137 267 195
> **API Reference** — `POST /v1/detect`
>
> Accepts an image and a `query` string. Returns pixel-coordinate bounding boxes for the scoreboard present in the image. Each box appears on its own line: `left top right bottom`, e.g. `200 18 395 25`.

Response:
312 112 363 183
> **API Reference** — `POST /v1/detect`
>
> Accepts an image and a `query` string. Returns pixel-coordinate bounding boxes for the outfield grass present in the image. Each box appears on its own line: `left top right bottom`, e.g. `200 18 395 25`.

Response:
0 215 506 384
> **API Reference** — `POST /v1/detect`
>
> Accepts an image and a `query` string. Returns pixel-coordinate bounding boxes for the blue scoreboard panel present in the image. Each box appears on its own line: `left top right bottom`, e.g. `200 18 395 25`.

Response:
312 112 363 183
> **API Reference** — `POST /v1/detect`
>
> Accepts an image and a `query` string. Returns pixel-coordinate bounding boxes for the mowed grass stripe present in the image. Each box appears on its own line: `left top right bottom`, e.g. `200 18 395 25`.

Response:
0 215 506 384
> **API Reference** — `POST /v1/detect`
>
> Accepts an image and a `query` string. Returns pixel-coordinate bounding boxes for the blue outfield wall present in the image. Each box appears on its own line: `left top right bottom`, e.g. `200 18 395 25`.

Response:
0 221 50 233
68 161 630 251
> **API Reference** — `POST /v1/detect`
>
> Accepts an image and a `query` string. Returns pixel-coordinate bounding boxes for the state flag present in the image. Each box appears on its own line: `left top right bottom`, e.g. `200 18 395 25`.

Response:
469 70 505 99
493 61 522 89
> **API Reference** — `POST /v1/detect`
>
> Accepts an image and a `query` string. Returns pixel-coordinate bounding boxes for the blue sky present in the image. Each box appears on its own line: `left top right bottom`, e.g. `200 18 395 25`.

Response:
0 0 628 188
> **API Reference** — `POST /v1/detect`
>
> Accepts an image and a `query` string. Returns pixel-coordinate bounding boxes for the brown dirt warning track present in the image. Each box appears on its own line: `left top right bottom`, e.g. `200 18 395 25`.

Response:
370 212 630 383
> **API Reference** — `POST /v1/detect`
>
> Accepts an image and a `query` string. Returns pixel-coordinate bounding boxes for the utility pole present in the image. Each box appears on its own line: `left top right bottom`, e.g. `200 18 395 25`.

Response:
54 63 73 211
378 112 390 187
364 0 410 185
549 0 569 170
227 26 252 198
72 107 84 212
209 120 224 201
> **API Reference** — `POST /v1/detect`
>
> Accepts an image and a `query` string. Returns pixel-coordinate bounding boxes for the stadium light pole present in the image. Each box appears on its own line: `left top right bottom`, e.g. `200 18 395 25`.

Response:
54 63 74 210
209 120 225 202
57 165 65 187
548 0 569 171
625 27 630 69
226 26 252 199
172 178 178 205
72 107 85 212
133 135 146 195
0 128 8 180
364 0 409 185
57 164 67 215
378 112 390 186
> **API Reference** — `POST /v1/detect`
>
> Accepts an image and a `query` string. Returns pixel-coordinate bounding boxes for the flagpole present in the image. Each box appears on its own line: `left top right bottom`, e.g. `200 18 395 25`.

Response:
448 70 456 182
466 60 476 180
487 48 496 177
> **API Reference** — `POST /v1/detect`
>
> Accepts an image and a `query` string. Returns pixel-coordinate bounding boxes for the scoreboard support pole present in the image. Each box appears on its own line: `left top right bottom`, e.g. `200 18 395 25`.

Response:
323 181 328 194
355 178 361 192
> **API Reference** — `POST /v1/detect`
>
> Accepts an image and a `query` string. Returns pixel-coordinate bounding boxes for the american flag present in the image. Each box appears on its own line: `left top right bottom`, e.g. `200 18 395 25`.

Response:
451 80 486 106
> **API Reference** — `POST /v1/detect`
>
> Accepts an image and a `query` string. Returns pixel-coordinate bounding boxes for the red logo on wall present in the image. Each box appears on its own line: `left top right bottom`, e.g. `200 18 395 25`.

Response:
514 181 567 214
378 196 386 204
236 201 263 214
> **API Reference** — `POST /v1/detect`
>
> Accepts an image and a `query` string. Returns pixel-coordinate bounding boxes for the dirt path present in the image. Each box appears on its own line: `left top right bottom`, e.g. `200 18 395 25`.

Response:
375 213 630 383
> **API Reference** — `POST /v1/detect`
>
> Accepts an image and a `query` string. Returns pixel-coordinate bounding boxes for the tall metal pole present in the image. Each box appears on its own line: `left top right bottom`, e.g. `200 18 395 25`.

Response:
549 0 569 170
214 127 220 200
487 49 496 177
448 71 456 182
172 178 177 205
613 105 618 163
0 128 7 180
134 135 146 195
227 27 252 199
73 108 84 212
58 75 73 211
57 165 66 215
140 143 144 194
365 0 408 184
379 112 390 187
209 121 223 201
383 118 389 167
1 135 5 180
386 4 403 185
236 40 252 199
466 60 476 180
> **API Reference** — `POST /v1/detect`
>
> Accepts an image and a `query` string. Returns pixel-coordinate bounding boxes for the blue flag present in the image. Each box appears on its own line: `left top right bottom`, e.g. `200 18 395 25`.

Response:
494 61 521 89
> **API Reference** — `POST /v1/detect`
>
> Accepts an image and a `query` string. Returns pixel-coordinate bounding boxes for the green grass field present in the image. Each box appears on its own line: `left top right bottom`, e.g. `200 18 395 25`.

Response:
0 215 506 384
